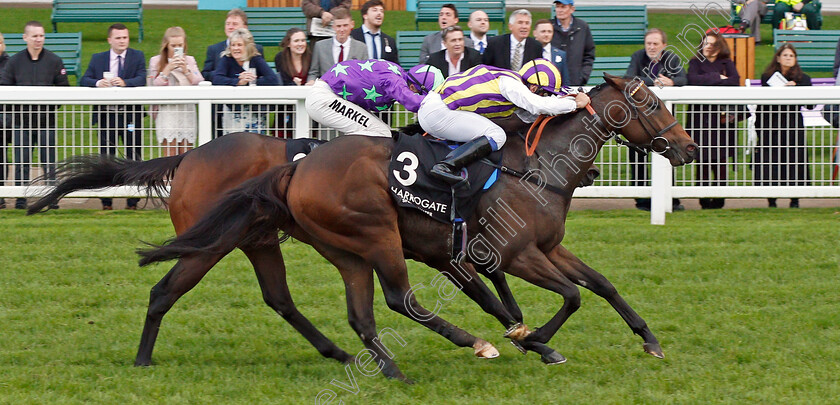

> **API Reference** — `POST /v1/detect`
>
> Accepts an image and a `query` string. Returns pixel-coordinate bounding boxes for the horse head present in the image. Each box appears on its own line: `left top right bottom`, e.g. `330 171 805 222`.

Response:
597 74 697 166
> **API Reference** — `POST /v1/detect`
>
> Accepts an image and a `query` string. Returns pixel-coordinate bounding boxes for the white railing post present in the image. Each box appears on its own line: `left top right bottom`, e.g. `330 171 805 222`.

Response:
197 99 212 146
294 98 310 139
650 153 672 225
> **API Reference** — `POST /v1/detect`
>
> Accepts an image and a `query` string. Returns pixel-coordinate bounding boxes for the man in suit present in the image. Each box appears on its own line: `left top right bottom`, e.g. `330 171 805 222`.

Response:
533 19 569 85
201 8 263 138
551 0 595 86
483 9 541 71
427 26 481 78
467 10 490 55
307 7 367 83
80 23 146 210
419 3 473 63
623 28 686 212
350 0 398 64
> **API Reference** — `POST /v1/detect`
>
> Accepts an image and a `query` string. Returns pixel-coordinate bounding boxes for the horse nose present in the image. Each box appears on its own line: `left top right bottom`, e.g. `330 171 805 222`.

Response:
685 143 698 162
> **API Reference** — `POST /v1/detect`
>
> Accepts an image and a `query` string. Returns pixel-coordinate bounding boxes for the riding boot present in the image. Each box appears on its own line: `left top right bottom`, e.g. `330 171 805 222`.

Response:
430 136 493 185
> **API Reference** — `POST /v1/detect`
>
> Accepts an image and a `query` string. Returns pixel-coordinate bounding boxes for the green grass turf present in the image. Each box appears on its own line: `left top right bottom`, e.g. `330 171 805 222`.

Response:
1 7 839 87
0 208 837 403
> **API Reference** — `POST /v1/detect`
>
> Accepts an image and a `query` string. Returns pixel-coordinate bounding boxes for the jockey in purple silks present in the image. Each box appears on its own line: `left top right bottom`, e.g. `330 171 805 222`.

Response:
305 59 443 137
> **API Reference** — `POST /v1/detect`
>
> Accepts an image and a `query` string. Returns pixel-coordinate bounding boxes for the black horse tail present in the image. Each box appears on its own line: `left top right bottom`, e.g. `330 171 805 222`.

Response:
137 161 299 267
27 153 188 215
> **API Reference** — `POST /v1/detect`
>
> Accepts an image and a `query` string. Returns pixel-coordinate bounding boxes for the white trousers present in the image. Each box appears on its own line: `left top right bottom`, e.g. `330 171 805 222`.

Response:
417 92 507 149
305 80 392 137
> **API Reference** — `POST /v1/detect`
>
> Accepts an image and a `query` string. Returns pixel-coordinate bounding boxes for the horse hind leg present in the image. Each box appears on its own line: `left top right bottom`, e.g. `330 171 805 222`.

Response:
242 244 353 364
320 247 413 382
135 252 223 366
547 245 664 359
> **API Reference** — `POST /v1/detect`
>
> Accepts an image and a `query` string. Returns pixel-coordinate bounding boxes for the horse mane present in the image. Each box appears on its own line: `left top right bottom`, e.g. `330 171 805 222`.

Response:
399 122 425 136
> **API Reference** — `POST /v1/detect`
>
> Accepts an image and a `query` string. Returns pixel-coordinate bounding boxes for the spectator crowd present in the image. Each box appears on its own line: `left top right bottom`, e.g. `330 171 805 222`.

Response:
0 0 836 210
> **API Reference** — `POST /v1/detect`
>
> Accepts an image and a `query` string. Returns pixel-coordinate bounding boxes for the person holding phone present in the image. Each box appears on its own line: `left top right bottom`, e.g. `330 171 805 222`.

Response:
148 26 202 156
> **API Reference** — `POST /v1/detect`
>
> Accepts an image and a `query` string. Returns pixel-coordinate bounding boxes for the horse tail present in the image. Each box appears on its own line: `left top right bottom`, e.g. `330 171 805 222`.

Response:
137 161 299 267
27 153 187 215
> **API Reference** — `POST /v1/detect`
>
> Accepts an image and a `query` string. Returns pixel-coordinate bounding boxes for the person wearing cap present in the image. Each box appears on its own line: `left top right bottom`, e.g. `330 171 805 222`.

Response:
305 59 443 138
418 60 590 184
426 25 481 78
550 0 595 86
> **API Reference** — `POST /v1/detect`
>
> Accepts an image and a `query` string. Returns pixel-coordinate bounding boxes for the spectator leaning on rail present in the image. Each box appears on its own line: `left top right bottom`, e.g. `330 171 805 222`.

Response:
350 0 398 64
753 44 812 209
426 26 482 79
468 10 491 55
419 3 474 64
302 0 352 44
148 26 202 157
419 60 589 185
772 0 820 31
306 60 443 138
0 32 9 210
483 9 542 72
0 21 69 211
624 28 686 212
550 0 595 87
80 23 147 210
533 18 569 86
686 31 740 210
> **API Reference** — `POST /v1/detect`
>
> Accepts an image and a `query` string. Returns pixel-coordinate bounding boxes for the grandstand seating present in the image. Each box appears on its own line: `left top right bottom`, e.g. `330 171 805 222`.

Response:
243 7 307 47
772 29 839 71
51 0 144 42
553 5 648 44
3 32 83 78
414 0 505 30
586 57 631 86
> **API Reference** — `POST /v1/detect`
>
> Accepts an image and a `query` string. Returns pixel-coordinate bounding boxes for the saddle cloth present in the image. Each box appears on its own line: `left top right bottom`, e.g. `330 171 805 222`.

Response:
285 138 327 162
388 133 501 224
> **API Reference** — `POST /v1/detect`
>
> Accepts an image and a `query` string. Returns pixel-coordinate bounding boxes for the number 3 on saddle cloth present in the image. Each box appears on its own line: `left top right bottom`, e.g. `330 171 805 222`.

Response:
388 133 502 257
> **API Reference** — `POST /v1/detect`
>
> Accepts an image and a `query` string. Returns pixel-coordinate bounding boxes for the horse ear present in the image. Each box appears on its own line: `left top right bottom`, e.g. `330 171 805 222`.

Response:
603 73 626 89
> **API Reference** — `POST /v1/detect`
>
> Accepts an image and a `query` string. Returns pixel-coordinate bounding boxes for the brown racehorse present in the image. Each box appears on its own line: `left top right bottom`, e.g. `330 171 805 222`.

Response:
136 75 698 380
28 126 600 371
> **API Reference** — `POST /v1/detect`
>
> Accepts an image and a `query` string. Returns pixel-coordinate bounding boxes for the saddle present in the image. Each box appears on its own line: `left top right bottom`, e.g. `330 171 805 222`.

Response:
387 132 502 225
285 138 327 162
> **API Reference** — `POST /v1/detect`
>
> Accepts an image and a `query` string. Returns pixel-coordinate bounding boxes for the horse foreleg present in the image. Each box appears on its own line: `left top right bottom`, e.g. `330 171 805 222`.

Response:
477 266 524 324
502 245 582 364
135 253 223 366
547 245 664 359
243 244 354 364
430 259 521 328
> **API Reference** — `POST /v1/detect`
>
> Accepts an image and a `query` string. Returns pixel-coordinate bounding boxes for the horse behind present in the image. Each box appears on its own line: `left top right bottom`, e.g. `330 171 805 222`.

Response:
138 74 698 380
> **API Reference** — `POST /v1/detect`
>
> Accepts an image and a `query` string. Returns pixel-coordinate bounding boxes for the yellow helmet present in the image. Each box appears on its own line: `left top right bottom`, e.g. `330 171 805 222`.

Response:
518 58 563 94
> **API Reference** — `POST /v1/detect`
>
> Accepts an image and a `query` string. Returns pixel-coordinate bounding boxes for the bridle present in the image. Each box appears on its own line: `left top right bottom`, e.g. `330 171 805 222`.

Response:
524 81 678 157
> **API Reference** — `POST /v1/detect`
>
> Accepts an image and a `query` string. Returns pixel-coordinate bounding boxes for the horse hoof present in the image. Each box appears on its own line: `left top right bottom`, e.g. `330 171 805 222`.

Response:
509 340 527 355
540 350 567 365
473 339 500 359
644 343 665 359
503 323 533 340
